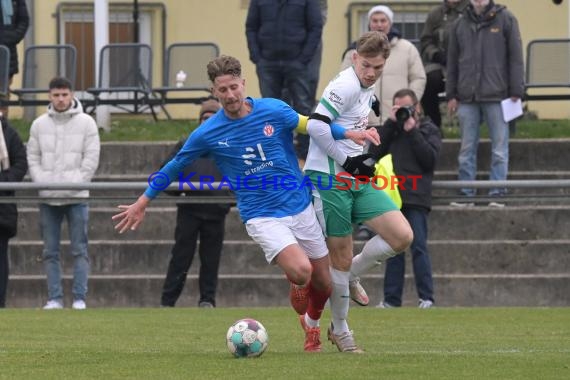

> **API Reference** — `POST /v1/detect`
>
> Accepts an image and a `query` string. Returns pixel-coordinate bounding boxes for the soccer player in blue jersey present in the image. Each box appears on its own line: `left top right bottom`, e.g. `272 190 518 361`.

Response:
112 55 379 352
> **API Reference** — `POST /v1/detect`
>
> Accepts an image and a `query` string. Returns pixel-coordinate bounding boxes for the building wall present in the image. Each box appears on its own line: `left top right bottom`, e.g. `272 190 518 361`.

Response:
12 0 570 120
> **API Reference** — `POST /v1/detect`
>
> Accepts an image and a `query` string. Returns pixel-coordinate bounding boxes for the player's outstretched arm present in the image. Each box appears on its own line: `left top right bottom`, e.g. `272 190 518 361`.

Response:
112 195 151 234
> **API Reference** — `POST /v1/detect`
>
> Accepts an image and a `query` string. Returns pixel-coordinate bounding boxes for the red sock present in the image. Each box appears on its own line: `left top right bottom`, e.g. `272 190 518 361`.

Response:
306 282 331 321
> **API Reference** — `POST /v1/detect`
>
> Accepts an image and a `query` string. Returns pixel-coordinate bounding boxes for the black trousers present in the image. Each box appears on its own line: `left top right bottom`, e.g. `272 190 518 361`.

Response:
421 69 445 128
0 234 9 308
160 205 226 307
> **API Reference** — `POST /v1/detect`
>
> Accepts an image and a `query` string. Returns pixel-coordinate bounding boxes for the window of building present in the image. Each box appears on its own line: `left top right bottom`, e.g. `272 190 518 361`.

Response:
347 2 439 49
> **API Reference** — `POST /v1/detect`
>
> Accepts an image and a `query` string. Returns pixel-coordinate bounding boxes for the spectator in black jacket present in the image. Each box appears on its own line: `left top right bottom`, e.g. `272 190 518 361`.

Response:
0 0 30 117
245 0 323 164
0 116 28 307
368 88 442 308
160 98 232 308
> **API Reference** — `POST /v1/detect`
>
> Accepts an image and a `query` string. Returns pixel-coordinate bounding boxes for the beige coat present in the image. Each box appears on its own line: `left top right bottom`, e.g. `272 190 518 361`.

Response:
341 36 426 125
27 98 100 203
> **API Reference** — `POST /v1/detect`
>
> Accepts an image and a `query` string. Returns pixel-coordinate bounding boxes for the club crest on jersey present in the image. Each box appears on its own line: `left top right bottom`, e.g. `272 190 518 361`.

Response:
263 123 274 137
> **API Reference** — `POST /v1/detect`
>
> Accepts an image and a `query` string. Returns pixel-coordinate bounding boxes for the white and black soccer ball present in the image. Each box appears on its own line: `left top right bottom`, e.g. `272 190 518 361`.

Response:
226 318 269 358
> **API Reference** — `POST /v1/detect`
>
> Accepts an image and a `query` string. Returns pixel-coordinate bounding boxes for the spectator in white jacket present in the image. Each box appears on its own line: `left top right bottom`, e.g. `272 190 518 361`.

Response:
27 77 100 310
341 5 426 127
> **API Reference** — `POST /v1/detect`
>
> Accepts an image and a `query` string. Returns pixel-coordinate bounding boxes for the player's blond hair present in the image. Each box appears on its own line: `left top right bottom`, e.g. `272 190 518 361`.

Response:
356 31 391 60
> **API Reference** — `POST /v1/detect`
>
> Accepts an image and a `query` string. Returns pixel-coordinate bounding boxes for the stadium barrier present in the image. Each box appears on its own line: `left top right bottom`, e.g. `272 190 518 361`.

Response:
1 180 570 205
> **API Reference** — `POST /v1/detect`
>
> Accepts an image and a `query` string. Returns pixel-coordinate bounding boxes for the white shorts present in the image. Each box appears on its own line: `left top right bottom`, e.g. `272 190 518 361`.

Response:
245 204 329 264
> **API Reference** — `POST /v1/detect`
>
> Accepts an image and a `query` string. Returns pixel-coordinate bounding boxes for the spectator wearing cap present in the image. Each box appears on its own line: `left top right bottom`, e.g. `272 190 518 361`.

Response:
160 97 232 308
341 5 426 127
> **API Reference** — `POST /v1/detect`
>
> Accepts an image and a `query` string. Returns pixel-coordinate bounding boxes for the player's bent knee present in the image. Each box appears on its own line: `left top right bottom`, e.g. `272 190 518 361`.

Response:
289 262 312 285
331 254 353 272
392 228 414 253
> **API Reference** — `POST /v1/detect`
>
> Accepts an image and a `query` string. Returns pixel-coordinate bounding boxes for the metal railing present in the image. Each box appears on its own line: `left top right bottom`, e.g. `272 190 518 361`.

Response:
1 180 570 205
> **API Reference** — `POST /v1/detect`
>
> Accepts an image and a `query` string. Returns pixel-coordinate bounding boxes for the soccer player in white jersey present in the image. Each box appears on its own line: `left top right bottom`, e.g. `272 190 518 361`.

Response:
112 55 377 352
304 31 414 352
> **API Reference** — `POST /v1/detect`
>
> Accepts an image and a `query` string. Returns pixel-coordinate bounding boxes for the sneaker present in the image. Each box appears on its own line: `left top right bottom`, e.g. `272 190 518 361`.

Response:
72 300 86 310
376 301 395 308
43 300 63 310
289 282 309 315
327 323 364 353
198 301 214 308
348 278 369 306
449 201 475 208
488 201 505 208
299 315 321 352
418 299 434 309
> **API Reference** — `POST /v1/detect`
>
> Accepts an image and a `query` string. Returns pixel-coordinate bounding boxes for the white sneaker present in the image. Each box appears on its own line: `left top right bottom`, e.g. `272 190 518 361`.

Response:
72 300 87 310
376 301 394 309
449 201 475 208
349 278 369 306
43 300 63 310
418 299 434 309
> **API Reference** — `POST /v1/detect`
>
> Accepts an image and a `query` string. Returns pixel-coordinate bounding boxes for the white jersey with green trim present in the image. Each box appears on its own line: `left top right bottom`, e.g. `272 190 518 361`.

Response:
304 66 375 175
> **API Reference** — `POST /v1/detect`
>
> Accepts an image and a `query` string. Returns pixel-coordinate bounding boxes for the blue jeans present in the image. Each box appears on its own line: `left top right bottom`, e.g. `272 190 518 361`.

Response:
256 58 314 115
457 102 509 196
383 207 434 306
40 203 90 302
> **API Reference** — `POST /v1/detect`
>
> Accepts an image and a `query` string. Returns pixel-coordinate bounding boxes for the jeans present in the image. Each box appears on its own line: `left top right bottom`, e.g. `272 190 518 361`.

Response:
161 205 226 307
384 207 434 306
457 102 509 196
40 203 90 302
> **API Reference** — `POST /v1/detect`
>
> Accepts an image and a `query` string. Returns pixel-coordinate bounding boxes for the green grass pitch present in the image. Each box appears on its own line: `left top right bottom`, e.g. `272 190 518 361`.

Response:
1 307 569 379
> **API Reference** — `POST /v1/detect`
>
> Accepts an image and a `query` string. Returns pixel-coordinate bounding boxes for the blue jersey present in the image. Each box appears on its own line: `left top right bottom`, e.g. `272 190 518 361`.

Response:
145 98 311 223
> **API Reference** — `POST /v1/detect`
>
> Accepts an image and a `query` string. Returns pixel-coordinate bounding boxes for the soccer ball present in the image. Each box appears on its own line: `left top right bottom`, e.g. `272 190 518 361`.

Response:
226 318 269 358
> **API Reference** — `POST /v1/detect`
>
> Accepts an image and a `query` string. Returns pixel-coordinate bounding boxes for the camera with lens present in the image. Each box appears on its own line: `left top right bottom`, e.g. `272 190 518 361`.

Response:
395 105 416 123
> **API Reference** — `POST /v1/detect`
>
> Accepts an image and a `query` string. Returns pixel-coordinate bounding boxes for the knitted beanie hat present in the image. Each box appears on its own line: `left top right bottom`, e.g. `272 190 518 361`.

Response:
367 5 394 24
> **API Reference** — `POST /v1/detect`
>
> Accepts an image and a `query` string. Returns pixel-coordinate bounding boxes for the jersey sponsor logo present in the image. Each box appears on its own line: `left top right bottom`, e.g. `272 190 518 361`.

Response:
218 138 230 147
327 90 344 107
263 123 274 137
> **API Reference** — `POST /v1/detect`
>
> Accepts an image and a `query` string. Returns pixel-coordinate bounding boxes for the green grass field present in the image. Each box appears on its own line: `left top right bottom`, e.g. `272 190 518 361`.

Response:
1 307 569 379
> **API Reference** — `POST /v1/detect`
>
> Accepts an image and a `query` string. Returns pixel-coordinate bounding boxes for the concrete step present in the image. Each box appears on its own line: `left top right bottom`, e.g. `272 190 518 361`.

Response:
8 240 570 276
89 139 570 175
14 205 570 241
6 274 569 308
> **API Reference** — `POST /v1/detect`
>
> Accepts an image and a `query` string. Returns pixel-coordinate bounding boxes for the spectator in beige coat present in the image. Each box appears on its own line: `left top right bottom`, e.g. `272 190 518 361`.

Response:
341 5 426 127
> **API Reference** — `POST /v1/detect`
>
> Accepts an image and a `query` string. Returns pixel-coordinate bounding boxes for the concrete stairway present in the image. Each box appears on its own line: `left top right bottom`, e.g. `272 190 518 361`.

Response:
6 139 570 308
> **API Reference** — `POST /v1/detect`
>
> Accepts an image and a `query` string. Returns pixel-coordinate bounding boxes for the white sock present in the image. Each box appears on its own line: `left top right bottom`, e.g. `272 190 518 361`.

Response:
304 313 319 328
329 267 350 334
350 235 396 280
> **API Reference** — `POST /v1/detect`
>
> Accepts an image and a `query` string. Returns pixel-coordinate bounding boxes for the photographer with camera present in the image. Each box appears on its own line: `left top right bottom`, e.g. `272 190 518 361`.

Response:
362 88 442 308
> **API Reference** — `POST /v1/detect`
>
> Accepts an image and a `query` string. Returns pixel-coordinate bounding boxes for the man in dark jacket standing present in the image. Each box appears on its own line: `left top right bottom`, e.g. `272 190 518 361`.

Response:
160 98 231 308
0 116 27 308
446 0 524 206
367 88 442 308
0 0 30 117
245 0 323 164
420 0 469 127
